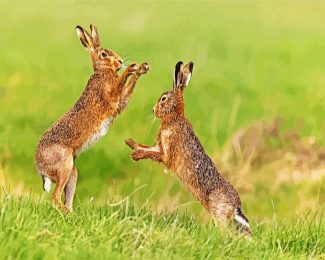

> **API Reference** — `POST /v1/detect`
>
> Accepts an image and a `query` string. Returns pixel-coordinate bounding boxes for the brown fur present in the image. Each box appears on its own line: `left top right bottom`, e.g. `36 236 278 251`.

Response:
126 61 251 235
35 24 149 211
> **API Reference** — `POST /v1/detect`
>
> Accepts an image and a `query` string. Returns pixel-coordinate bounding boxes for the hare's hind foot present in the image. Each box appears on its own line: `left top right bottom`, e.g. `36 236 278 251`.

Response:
64 165 78 211
210 204 251 236
52 196 64 209
52 198 73 214
208 191 251 236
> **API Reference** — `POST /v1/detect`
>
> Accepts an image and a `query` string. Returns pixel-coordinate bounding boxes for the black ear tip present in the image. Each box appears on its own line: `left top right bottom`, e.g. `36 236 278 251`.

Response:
175 61 183 70
189 61 194 72
76 25 83 31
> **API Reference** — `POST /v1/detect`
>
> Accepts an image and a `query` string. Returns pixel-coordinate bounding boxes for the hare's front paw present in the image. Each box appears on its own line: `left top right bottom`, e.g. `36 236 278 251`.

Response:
125 139 138 149
127 63 139 75
138 63 150 75
130 150 143 161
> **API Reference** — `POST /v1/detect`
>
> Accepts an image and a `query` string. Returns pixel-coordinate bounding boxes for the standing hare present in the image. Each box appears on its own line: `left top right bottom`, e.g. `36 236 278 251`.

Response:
35 24 149 211
126 61 251 235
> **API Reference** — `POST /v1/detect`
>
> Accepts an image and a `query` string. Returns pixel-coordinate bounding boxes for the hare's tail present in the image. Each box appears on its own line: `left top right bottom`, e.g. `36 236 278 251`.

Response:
41 175 52 193
234 207 251 236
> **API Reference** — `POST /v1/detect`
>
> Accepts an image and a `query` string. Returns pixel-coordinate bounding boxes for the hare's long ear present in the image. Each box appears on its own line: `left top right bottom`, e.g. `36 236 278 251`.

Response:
90 24 100 48
173 61 194 92
181 61 194 91
76 25 95 51
173 61 184 92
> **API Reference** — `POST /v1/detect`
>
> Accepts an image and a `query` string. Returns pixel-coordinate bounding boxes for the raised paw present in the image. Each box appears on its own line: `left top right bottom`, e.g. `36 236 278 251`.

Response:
125 139 138 150
126 63 139 75
131 150 143 161
137 63 150 75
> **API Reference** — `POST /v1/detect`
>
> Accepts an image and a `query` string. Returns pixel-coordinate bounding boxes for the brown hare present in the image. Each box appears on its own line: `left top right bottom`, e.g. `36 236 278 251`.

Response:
126 61 251 235
35 24 149 211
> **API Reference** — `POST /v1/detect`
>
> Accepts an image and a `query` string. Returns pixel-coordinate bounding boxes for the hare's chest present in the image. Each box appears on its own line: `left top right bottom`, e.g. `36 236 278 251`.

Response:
76 116 113 155
161 129 173 154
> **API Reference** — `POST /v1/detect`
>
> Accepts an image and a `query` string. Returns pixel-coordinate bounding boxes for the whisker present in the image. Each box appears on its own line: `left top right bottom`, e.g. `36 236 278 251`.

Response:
122 53 132 64
144 111 153 118
143 110 154 123
144 115 154 124
146 117 156 138
142 110 152 117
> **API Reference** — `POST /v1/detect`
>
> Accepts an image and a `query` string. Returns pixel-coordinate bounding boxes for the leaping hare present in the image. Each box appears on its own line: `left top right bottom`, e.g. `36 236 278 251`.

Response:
35 24 149 211
126 61 251 235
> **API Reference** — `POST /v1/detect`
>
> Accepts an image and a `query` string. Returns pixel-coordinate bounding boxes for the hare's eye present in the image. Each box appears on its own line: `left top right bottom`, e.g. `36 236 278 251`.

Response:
161 96 167 102
101 52 108 58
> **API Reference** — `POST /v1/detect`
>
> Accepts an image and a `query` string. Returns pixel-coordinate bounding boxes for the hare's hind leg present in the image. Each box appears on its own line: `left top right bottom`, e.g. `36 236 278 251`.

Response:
208 191 236 223
64 165 78 211
52 164 73 209
208 191 251 236
46 147 73 209
36 144 73 209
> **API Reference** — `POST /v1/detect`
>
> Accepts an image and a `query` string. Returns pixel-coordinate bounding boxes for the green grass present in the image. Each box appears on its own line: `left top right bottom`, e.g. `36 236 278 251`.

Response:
1 195 324 259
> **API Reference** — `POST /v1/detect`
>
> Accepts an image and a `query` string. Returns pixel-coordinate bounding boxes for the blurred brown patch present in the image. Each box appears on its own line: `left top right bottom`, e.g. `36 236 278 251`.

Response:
217 117 325 190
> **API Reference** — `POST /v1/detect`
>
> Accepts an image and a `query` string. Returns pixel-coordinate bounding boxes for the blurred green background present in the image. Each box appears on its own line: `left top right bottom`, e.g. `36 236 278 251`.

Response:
0 1 324 221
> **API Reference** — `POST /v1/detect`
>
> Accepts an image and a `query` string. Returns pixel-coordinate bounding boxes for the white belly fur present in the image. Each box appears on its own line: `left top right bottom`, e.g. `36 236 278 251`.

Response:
161 129 172 154
75 116 113 155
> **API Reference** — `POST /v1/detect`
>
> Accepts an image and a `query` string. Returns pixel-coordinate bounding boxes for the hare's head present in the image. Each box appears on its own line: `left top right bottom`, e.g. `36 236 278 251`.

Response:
76 24 123 72
154 61 194 118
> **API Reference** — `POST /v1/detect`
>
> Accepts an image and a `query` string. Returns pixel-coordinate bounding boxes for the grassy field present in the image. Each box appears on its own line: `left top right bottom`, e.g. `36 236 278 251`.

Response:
1 196 324 259
0 1 325 258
